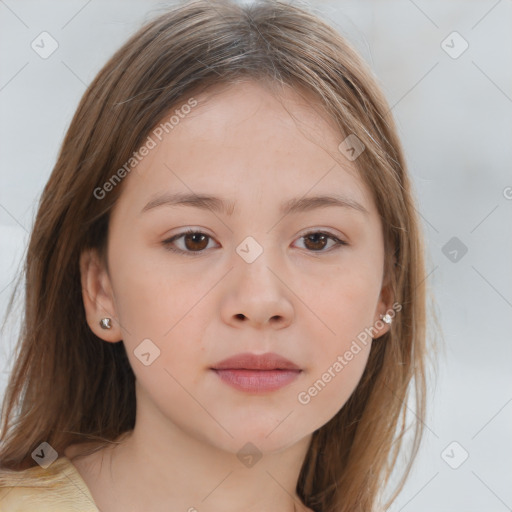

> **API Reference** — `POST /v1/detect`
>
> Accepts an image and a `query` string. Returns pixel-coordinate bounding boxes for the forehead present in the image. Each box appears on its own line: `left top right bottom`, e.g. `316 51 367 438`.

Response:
112 80 376 219
177 79 347 160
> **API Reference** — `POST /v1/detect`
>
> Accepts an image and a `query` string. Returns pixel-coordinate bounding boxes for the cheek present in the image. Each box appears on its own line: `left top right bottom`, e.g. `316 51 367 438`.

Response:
297 342 371 430
109 243 204 338
305 263 382 345
294 265 379 419
297 273 375 420
108 247 214 386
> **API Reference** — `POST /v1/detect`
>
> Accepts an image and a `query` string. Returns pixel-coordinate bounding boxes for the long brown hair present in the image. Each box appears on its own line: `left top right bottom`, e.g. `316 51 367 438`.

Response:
0 1 436 510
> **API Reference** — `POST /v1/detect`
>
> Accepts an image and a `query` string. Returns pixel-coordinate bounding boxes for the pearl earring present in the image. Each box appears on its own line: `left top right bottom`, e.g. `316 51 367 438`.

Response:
99 317 112 329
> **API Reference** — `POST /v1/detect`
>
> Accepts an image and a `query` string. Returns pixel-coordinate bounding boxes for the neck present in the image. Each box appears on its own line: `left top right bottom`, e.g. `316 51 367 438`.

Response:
85 400 313 512
113 429 310 511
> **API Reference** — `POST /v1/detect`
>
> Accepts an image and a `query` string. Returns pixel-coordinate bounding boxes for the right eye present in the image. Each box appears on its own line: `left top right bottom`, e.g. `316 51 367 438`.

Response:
162 229 218 256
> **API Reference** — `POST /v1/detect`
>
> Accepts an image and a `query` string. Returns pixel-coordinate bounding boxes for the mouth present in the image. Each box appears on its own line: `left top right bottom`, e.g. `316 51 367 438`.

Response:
211 368 302 393
210 352 302 393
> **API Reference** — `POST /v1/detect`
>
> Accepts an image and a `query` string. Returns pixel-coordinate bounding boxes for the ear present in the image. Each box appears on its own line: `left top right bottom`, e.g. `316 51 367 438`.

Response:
371 277 395 340
80 248 122 342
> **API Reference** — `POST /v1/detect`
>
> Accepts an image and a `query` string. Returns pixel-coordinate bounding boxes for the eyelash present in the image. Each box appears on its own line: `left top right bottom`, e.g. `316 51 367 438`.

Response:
162 228 348 256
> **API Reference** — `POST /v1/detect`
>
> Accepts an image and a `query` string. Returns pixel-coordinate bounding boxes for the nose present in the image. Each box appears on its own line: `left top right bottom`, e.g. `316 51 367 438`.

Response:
220 247 294 330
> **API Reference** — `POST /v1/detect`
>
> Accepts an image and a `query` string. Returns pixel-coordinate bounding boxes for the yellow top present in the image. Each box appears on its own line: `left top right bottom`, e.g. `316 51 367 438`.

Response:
0 457 100 511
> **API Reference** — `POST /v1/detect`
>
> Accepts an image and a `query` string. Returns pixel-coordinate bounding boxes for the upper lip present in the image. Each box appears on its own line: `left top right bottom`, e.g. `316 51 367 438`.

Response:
211 352 301 371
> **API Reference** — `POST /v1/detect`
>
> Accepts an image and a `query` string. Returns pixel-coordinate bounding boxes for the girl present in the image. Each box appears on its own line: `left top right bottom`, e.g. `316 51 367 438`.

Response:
0 1 433 511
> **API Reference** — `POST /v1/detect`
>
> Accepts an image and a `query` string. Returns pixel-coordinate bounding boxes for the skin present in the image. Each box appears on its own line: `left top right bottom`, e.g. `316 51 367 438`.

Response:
68 80 392 512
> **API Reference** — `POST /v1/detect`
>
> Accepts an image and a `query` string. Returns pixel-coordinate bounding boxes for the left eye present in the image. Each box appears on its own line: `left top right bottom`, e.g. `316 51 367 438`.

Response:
294 231 347 252
162 229 347 255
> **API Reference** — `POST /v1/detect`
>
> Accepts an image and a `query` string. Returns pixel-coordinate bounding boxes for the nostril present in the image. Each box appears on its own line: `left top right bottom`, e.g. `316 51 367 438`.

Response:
235 314 246 320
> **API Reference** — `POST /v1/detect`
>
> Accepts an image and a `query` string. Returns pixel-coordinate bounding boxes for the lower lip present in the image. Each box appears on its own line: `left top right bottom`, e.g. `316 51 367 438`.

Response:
212 369 301 393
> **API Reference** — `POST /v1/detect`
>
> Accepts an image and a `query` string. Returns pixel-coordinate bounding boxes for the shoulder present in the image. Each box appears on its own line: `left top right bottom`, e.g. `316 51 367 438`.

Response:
0 457 99 511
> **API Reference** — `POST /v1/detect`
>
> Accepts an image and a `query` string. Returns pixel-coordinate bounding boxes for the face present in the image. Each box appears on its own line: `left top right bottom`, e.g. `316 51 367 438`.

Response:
82 80 392 455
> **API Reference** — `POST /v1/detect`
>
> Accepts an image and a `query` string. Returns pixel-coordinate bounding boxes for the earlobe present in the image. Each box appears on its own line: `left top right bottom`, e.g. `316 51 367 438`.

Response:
372 313 392 340
372 282 395 340
79 248 122 342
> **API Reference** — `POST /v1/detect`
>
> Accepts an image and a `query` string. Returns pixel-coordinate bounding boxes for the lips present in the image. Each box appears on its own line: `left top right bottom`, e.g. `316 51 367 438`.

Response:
211 352 301 371
210 352 302 393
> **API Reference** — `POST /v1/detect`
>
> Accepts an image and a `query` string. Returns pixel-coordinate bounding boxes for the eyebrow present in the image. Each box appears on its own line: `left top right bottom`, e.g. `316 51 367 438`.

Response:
140 192 369 217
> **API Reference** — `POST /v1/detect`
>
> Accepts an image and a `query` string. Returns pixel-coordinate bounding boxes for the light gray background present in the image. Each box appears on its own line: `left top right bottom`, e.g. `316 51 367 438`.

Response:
1 1 511 510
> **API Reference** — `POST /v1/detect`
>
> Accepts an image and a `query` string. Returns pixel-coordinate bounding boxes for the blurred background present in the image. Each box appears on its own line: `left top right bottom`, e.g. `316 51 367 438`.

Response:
1 0 511 510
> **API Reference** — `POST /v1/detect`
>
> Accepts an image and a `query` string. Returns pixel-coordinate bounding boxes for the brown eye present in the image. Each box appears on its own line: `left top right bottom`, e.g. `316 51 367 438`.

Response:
163 229 347 256
303 233 328 251
295 231 347 253
182 232 209 251
162 230 216 255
